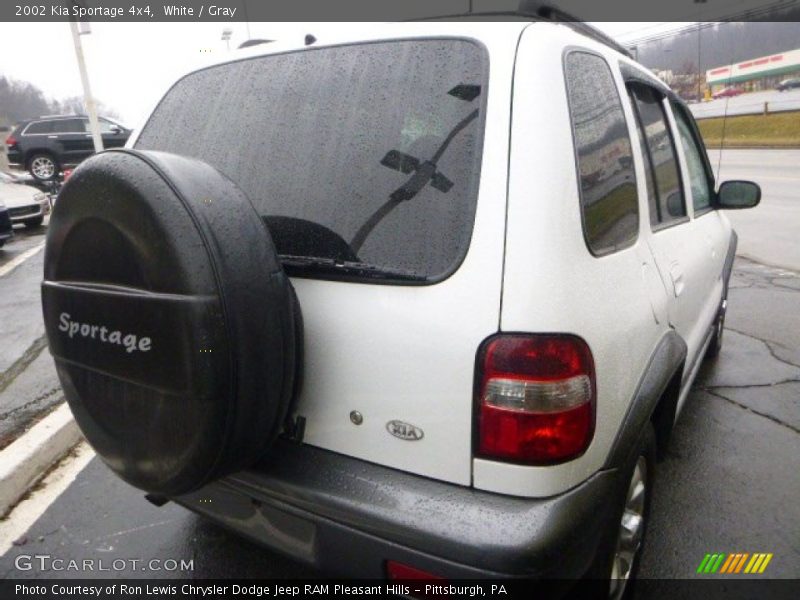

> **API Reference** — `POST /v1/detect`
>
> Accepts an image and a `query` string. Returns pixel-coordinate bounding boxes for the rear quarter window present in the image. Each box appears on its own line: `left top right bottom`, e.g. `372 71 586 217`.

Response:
564 51 639 256
24 121 53 134
136 39 488 284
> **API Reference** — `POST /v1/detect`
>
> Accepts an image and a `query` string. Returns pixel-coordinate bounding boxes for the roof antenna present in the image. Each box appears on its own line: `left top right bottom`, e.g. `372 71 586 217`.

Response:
715 35 736 182
304 34 316 46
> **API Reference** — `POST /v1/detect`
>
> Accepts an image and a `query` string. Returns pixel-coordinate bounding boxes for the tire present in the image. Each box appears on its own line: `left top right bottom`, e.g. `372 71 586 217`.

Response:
42 150 302 495
27 153 60 182
584 424 656 600
24 216 44 228
705 298 727 360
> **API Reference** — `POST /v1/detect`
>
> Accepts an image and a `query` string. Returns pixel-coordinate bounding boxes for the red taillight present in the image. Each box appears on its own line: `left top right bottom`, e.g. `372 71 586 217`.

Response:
386 560 443 580
476 334 595 465
5 135 16 147
63 169 73 181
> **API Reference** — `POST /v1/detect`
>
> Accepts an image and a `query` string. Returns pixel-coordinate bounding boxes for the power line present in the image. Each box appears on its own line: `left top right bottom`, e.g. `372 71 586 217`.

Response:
624 0 799 46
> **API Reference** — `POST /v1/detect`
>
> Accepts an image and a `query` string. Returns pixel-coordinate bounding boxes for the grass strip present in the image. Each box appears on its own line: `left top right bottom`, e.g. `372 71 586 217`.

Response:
696 110 800 148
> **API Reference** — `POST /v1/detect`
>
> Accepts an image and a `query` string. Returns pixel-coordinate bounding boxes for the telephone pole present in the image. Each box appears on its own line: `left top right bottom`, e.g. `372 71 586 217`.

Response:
68 11 103 153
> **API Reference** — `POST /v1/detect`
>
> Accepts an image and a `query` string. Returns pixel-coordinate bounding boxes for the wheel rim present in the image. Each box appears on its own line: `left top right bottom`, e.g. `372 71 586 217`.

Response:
31 157 55 179
716 299 727 351
609 456 647 599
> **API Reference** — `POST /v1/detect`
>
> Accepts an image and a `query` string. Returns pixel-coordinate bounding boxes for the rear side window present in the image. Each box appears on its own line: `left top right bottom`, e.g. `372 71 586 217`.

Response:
136 40 488 284
24 121 53 134
628 84 687 228
55 119 87 133
564 51 638 256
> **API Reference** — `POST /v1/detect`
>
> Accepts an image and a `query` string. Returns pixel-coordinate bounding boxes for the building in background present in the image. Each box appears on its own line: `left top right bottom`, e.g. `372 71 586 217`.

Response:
706 48 800 93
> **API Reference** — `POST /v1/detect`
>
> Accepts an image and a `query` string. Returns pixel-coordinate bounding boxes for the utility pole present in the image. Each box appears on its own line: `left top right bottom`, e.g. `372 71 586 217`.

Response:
697 21 702 102
69 18 103 153
242 0 251 40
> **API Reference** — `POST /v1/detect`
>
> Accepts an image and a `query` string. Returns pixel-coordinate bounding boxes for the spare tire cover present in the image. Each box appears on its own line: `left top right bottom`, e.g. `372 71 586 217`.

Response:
41 149 300 495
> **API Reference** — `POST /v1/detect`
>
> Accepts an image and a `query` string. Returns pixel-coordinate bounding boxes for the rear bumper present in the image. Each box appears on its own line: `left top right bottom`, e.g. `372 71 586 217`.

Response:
6 149 22 164
175 440 620 579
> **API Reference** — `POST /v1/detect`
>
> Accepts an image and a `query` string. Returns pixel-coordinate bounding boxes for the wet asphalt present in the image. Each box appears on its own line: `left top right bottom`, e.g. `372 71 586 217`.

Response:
0 223 60 450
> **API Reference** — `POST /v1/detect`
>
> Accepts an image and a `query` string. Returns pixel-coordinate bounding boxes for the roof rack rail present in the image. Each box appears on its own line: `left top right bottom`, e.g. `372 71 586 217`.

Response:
37 113 86 119
516 1 632 58
412 1 632 59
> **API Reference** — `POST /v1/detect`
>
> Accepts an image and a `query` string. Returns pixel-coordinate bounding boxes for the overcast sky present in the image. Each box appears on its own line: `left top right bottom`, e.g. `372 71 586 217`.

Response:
0 21 679 127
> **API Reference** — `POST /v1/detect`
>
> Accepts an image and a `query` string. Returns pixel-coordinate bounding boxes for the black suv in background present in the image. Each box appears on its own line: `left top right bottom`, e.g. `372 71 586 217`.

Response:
5 115 131 181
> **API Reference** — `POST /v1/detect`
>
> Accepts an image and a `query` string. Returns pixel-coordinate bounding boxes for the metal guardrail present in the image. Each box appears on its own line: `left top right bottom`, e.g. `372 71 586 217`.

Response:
691 97 800 119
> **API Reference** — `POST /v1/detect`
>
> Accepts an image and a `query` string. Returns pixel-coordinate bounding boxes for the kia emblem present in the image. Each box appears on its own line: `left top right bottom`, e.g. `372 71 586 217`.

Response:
386 420 424 441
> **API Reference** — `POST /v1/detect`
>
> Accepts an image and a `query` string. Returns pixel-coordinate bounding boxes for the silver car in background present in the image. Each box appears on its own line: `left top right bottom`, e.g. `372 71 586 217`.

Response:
0 170 51 228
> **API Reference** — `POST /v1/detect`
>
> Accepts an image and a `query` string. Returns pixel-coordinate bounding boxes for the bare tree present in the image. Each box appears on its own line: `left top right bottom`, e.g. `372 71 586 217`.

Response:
59 95 121 119
0 76 122 125
0 76 56 123
671 60 700 102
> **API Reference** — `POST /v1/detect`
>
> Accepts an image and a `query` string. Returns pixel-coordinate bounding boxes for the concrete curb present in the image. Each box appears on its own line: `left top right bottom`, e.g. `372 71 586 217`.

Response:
0 402 81 517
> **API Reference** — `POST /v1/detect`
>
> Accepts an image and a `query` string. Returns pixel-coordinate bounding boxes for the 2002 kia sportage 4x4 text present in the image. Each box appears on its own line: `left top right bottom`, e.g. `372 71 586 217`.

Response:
41 15 760 596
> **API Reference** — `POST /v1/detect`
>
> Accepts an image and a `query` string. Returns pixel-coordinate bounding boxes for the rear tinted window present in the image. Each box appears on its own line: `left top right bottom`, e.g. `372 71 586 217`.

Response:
564 51 638 256
54 119 87 133
136 40 487 283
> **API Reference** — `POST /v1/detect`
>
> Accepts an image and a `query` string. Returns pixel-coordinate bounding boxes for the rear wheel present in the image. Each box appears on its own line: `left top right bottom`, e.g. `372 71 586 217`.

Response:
607 424 656 600
705 298 727 360
28 153 59 182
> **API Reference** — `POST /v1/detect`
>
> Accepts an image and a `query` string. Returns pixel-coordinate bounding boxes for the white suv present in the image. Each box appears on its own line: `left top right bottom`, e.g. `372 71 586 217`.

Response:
42 17 760 594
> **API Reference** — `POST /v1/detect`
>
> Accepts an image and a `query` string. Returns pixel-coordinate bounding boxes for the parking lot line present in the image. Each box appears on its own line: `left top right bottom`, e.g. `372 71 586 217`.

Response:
0 242 45 278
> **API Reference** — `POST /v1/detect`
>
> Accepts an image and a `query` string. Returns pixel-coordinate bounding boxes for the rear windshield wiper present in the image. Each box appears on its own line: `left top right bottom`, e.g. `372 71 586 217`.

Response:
279 255 427 282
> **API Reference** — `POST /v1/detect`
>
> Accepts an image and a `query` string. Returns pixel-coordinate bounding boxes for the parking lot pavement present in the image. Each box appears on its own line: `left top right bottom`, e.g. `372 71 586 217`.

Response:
710 149 800 273
0 222 62 449
639 260 800 579
0 255 797 582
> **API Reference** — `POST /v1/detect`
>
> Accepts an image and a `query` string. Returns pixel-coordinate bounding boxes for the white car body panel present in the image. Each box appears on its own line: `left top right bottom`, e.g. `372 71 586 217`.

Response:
478 24 668 496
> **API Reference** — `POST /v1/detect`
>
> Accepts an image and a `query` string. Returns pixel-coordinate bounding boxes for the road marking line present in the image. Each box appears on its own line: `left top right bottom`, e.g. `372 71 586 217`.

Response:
0 442 94 556
0 242 45 278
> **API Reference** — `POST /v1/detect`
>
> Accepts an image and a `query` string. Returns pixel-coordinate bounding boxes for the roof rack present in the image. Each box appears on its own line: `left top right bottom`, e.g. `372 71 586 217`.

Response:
414 0 632 59
517 1 632 58
37 114 86 119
